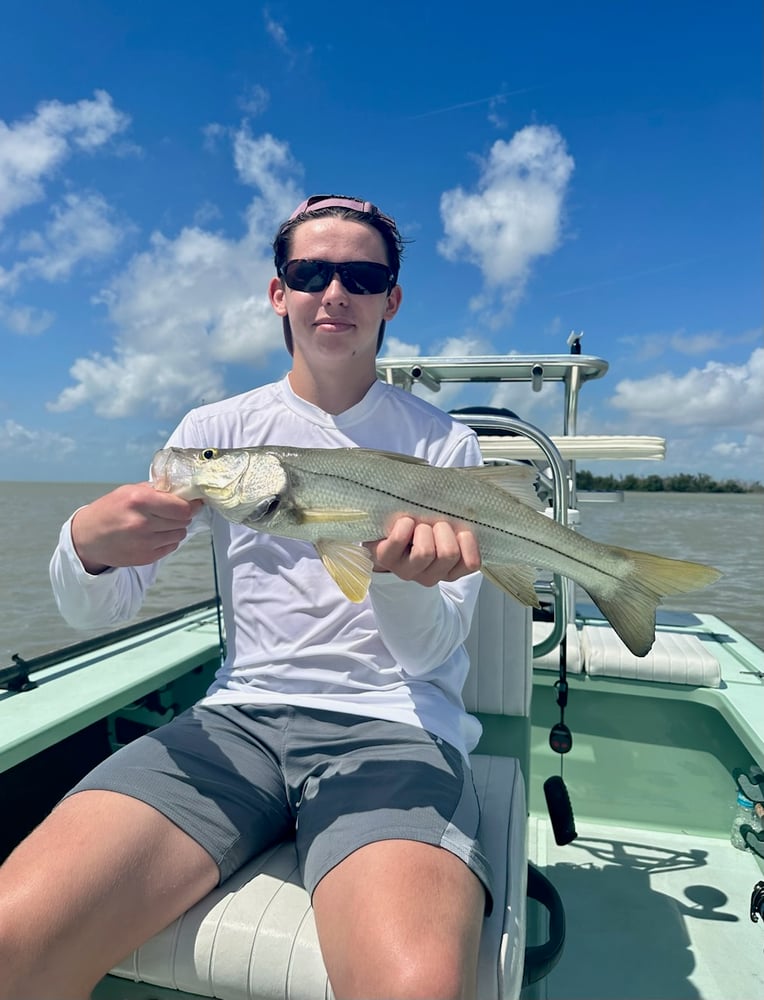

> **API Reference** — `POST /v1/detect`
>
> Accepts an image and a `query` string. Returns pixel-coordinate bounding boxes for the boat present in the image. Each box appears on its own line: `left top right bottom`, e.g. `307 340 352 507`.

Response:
2 347 763 1000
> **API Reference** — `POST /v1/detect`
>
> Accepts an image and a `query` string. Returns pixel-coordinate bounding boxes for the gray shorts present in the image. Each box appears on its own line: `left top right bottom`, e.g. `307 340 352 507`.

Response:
67 703 493 909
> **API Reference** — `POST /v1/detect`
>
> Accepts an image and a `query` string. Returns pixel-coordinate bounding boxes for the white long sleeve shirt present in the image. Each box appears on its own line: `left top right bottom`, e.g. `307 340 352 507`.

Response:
50 376 484 755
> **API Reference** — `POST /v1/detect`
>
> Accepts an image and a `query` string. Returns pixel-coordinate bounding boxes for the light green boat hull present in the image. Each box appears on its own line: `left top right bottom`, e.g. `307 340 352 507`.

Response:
3 601 762 999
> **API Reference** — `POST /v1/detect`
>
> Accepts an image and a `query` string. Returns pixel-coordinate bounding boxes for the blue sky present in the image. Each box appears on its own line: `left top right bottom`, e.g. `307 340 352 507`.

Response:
1 1 761 483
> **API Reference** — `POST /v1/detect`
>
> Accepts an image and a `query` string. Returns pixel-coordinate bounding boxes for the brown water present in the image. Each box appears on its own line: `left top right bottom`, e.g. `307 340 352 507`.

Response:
1 483 761 665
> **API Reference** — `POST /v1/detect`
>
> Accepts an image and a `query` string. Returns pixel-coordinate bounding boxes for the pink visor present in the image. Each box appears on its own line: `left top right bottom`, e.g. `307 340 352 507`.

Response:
289 194 395 226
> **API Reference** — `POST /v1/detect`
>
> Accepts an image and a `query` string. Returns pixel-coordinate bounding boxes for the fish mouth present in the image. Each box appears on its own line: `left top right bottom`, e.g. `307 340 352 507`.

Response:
150 448 198 496
150 450 173 491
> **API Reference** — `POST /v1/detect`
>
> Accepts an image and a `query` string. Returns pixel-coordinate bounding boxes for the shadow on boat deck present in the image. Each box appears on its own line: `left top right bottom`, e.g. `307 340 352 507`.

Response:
529 818 762 1000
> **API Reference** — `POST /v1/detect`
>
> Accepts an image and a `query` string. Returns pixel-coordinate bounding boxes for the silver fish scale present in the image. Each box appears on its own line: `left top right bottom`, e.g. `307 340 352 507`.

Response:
261 447 630 586
153 443 721 655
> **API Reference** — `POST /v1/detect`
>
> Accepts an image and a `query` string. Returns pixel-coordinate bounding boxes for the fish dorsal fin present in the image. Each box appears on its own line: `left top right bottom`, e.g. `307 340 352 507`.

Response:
468 464 544 509
481 562 541 608
315 540 374 603
298 508 368 524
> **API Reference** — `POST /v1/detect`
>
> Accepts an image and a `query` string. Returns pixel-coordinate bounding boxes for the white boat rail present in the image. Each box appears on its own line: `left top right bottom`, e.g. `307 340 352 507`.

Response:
451 411 571 660
376 354 609 434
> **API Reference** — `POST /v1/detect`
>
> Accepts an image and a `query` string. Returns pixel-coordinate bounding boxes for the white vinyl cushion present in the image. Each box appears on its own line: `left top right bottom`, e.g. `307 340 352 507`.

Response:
462 584 532 717
582 626 721 687
532 621 583 673
478 434 666 462
111 754 527 1000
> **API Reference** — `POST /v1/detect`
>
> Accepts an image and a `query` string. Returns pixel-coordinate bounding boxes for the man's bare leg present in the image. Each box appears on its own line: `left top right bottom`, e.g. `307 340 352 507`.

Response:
312 839 484 1000
0 790 219 1000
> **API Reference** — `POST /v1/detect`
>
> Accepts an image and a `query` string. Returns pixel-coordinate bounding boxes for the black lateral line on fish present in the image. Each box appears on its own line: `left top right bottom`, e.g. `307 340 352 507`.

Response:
304 468 623 582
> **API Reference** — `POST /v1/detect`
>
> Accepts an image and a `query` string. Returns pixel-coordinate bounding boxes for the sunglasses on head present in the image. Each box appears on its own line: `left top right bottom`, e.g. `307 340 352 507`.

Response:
279 259 396 295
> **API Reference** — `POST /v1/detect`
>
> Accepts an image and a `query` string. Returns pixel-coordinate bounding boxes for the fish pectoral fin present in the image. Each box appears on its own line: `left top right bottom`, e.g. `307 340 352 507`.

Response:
469 464 544 509
481 563 541 608
298 508 368 524
315 540 374 603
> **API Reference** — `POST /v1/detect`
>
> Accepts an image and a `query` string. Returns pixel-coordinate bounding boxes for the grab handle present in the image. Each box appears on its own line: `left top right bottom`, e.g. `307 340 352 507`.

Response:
523 862 566 986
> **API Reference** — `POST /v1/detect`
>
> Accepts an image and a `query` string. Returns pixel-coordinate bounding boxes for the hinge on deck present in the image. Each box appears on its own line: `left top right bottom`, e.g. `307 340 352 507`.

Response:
0 655 38 693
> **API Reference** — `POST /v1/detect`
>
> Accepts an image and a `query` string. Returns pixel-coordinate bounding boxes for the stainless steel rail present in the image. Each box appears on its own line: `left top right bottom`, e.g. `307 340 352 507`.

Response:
451 413 570 659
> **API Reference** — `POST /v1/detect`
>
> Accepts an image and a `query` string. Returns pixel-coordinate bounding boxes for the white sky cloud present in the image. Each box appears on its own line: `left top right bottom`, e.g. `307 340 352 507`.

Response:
48 223 281 417
48 348 229 420
0 418 75 457
0 90 130 227
438 124 574 320
233 127 303 220
602 346 764 481
709 434 760 464
47 126 302 419
263 11 289 51
611 347 764 433
0 302 54 335
238 84 270 117
618 328 757 363
0 92 132 339
380 335 496 410
11 192 126 286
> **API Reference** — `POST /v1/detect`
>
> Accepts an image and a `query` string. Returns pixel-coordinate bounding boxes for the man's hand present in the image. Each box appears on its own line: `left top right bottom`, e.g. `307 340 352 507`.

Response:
71 483 204 575
365 517 481 587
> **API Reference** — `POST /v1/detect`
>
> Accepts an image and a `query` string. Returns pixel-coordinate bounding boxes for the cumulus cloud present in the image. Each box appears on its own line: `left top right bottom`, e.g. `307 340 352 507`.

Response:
262 10 310 67
0 418 75 457
381 335 422 358
380 334 495 409
438 125 574 320
263 11 289 51
619 328 751 363
0 92 132 336
607 347 764 479
233 126 303 222
238 84 270 117
0 90 130 227
48 126 302 419
49 224 280 417
48 347 228 420
710 434 760 461
0 302 54 335
9 192 126 288
611 347 764 432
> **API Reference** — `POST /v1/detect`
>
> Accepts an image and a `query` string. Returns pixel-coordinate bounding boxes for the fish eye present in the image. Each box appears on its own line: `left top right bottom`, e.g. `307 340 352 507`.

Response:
200 448 219 461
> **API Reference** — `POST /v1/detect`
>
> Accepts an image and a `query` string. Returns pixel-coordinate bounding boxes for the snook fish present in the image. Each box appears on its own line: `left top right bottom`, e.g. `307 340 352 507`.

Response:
151 445 721 657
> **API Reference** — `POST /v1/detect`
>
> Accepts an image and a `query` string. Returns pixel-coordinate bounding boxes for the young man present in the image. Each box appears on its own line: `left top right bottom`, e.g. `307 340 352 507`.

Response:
0 195 491 1000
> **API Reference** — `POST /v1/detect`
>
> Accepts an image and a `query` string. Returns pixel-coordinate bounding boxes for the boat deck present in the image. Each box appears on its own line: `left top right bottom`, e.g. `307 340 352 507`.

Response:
527 815 764 1000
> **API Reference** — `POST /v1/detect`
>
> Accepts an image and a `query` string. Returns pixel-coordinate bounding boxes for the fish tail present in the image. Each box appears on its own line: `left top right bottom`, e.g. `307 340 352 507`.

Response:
589 547 721 656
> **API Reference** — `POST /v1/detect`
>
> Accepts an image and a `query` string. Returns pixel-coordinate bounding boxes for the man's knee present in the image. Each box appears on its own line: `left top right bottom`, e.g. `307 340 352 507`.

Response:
326 945 478 1000
379 950 477 1000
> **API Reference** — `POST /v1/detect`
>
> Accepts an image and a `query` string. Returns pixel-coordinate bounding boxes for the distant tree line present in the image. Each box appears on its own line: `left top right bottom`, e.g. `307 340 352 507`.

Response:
576 470 762 493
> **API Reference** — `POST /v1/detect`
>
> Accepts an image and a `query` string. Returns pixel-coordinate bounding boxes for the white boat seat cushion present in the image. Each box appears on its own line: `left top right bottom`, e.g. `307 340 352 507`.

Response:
462 582 532 716
110 753 527 1000
582 625 721 687
532 621 583 673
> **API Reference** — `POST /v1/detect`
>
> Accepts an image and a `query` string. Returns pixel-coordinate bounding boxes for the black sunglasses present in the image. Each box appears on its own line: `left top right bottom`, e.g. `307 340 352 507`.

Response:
279 259 396 295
